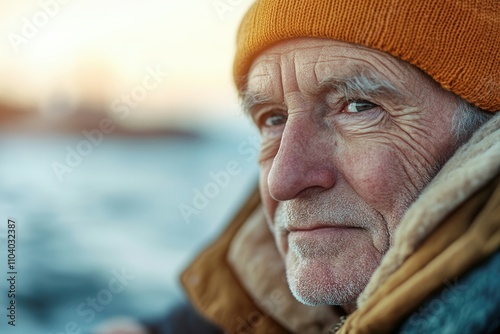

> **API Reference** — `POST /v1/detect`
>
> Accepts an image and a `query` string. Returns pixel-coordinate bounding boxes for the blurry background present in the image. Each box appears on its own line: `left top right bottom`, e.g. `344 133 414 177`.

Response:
0 1 258 333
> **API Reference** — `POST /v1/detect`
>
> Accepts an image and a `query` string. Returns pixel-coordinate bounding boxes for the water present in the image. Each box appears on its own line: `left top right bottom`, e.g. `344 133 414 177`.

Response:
0 121 260 334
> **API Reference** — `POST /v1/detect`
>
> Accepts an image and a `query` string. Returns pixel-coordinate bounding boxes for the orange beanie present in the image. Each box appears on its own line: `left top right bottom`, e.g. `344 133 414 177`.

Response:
234 0 500 112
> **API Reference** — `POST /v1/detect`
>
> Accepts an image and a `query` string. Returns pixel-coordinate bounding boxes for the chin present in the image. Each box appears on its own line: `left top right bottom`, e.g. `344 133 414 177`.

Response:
285 249 379 306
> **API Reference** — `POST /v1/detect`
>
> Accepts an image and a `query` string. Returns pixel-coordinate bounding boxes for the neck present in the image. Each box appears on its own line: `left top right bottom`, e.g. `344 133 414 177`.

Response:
342 303 357 315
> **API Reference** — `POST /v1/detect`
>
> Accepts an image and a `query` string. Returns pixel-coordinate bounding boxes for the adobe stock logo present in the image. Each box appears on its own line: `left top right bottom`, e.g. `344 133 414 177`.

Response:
178 161 243 223
47 268 135 334
51 65 169 182
212 0 245 21
178 135 261 224
7 0 73 54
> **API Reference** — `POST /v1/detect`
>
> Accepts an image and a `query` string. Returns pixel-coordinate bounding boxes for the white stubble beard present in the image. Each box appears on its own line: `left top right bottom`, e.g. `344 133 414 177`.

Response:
273 194 389 306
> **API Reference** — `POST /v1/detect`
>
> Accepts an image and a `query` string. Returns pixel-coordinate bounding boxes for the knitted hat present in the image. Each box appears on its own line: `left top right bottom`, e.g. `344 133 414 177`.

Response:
234 0 500 112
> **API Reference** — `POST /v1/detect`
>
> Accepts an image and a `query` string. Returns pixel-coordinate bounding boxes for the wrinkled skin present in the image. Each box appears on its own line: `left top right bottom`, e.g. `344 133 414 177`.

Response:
244 38 459 312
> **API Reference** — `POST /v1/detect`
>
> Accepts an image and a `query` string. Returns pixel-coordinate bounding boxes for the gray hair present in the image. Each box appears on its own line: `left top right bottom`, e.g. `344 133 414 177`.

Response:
452 99 493 146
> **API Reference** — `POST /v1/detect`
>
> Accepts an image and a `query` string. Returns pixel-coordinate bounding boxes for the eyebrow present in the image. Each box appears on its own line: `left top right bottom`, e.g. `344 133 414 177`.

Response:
240 67 402 116
317 68 402 102
240 90 274 117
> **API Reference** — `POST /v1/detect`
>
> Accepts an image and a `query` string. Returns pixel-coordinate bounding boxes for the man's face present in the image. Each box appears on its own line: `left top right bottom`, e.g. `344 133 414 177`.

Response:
243 38 459 309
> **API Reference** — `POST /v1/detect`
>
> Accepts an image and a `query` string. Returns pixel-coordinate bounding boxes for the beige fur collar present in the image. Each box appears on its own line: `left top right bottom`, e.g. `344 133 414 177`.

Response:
227 113 500 331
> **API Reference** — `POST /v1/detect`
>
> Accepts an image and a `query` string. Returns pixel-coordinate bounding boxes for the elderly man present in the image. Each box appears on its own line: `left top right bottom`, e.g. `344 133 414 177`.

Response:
179 1 500 333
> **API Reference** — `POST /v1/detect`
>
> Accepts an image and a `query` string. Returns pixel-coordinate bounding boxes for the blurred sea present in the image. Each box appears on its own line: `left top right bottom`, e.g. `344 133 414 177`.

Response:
0 117 259 334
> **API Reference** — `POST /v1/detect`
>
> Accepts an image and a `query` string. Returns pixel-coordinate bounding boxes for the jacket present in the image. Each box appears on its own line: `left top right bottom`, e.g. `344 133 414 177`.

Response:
181 113 500 334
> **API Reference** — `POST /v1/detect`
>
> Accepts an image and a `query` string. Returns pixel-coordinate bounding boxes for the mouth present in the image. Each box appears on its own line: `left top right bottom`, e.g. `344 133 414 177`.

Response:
285 223 362 244
275 223 362 256
287 223 360 232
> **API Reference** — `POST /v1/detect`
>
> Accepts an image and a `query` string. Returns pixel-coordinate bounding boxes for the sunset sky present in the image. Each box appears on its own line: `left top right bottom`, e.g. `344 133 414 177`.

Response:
0 0 254 124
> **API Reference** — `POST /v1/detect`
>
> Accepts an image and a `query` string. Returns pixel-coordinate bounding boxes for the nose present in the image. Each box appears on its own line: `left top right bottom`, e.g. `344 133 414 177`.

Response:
267 116 337 201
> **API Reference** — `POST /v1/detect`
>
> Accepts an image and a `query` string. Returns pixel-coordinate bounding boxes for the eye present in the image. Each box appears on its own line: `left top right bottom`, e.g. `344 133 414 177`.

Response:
344 100 378 113
264 114 287 127
256 111 287 136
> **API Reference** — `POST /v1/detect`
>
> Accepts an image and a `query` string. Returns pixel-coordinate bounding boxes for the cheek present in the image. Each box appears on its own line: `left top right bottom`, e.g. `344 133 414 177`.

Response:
341 145 413 223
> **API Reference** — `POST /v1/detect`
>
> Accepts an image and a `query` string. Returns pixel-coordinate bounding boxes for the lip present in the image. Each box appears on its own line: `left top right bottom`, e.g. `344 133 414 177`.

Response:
287 226 362 246
288 226 360 238
280 224 362 255
287 224 359 232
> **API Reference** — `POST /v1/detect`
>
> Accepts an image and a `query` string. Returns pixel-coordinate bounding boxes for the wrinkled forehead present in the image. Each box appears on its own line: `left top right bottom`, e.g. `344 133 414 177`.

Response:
244 37 425 98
